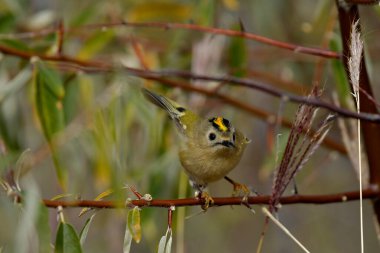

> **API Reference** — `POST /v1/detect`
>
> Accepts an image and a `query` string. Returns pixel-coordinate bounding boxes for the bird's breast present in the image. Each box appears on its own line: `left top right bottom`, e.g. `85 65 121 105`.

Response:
179 145 242 185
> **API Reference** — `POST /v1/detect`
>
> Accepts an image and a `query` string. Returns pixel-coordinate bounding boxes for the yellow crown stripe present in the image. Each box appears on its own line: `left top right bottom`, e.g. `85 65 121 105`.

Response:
214 117 228 132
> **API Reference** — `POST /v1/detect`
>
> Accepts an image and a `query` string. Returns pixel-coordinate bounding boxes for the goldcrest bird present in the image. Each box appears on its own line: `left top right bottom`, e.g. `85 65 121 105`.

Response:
142 88 251 208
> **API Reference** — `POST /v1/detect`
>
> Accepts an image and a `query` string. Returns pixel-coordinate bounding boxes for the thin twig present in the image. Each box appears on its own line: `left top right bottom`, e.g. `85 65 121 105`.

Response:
0 21 341 58
14 188 379 209
74 21 341 59
0 45 347 153
0 43 378 123
122 67 380 123
56 19 64 55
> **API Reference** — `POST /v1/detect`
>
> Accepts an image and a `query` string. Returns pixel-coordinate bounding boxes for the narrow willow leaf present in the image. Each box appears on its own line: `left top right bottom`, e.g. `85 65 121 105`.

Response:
79 214 96 246
157 234 167 253
35 61 64 99
127 206 142 243
0 38 30 52
123 221 133 253
165 231 172 253
157 228 172 253
227 30 247 77
94 189 114 200
14 149 32 191
51 193 73 201
55 222 83 253
329 36 351 108
195 0 215 26
62 75 80 123
34 60 65 141
34 61 66 187
79 189 113 216
127 209 134 236
0 12 16 33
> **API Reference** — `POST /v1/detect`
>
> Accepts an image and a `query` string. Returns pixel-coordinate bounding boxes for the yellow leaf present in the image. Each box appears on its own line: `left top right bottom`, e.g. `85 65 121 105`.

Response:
79 189 114 217
127 207 141 243
51 193 73 201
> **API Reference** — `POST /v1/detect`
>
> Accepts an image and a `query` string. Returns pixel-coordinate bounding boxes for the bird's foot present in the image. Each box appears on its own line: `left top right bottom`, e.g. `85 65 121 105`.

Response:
231 182 251 203
224 176 251 202
196 191 214 210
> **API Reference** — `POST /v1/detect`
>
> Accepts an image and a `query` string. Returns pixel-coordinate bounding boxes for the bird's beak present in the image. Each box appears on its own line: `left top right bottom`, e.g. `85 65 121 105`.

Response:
221 140 235 148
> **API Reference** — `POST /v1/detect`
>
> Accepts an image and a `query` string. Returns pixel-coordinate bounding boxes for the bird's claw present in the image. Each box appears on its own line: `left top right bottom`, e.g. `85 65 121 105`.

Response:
197 191 214 210
231 182 251 203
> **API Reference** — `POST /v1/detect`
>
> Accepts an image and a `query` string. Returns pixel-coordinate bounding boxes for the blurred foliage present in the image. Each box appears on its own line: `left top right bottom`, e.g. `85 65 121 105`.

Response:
0 0 379 253
55 222 83 253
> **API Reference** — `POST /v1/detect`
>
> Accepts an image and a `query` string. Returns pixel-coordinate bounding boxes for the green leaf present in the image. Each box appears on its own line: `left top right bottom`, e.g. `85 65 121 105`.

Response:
34 61 66 187
36 61 65 99
227 25 247 77
34 61 65 141
127 206 142 243
0 38 30 52
62 75 80 123
79 214 96 246
329 35 351 108
55 222 83 253
0 12 16 32
194 0 215 26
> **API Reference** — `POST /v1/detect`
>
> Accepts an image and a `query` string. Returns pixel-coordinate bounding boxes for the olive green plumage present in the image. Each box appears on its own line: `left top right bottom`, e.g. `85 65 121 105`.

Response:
142 88 250 191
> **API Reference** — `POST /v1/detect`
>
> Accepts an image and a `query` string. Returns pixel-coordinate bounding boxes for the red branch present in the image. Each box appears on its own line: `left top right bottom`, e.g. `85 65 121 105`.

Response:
40 188 380 209
2 21 341 59
61 21 339 59
118 21 341 59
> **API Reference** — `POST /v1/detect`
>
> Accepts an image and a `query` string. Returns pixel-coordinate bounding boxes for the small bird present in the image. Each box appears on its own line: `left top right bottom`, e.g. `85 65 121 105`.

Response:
142 88 251 208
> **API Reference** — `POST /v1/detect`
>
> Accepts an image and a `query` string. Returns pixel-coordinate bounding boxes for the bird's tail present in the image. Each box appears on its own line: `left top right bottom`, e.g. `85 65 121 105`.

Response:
141 88 185 119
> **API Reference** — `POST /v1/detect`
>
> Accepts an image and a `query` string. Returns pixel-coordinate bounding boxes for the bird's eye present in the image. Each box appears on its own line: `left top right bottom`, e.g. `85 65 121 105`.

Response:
208 132 216 141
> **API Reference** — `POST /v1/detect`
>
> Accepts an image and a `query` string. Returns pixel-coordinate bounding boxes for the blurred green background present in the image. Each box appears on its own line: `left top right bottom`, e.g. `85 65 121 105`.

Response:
0 0 380 252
